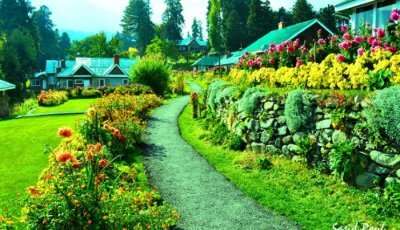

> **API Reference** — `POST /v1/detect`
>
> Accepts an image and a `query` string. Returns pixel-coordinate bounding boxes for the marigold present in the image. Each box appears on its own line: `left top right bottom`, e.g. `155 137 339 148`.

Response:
58 127 73 138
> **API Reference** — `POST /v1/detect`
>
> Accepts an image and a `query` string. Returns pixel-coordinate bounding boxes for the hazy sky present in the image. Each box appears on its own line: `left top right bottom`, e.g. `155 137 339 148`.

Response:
30 0 342 35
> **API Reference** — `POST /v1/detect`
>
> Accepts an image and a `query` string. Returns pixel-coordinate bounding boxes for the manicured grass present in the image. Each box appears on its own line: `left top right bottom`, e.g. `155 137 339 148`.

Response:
0 115 83 215
178 105 400 230
31 98 97 115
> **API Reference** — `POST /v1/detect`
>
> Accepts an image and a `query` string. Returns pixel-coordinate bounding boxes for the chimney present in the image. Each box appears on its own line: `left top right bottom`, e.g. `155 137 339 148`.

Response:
113 55 120 65
278 21 284 30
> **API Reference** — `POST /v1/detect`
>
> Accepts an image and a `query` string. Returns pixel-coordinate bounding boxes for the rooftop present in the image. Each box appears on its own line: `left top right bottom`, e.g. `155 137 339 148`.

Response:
0 80 16 91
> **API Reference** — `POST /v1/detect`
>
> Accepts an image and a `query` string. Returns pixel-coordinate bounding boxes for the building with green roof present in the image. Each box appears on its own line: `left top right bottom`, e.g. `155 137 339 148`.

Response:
33 56 137 90
335 0 400 31
193 19 334 70
177 37 207 53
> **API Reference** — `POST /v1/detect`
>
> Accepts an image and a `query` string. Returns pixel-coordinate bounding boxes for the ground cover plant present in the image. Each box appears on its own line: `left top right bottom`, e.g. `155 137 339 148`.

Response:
179 105 400 229
37 90 68 106
0 115 83 216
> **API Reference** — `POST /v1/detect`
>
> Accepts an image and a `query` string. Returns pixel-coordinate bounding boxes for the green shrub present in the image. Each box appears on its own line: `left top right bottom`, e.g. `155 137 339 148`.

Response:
226 133 245 151
329 140 356 182
113 84 153 96
215 86 241 106
380 182 400 217
236 87 268 116
367 86 400 145
129 57 170 96
12 98 38 116
37 90 68 106
284 90 314 133
81 88 102 98
206 80 230 112
209 122 230 145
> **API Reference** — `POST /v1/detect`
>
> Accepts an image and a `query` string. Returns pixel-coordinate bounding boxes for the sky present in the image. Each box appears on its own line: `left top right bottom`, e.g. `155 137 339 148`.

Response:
30 0 342 37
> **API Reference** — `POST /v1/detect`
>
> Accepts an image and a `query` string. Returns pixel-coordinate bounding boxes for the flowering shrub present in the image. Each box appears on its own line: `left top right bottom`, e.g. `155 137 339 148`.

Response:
37 90 68 106
22 131 179 228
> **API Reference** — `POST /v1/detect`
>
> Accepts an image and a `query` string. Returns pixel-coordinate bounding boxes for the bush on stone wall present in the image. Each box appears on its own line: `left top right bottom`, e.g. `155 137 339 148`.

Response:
237 87 268 116
284 90 315 133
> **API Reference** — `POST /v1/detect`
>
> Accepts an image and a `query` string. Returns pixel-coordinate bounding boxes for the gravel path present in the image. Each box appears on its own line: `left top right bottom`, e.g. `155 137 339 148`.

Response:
144 96 298 230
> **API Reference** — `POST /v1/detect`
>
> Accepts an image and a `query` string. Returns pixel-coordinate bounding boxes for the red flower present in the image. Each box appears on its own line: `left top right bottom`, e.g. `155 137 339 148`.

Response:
343 32 352 41
317 38 326 46
336 54 346 63
390 9 400 21
353 36 364 44
374 28 385 38
28 186 41 197
98 159 108 168
357 48 365 56
340 25 348 33
58 127 73 138
56 152 74 163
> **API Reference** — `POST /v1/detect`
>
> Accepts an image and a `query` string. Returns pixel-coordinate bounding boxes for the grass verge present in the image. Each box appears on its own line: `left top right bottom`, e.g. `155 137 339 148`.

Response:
0 115 83 215
178 105 399 230
32 98 97 115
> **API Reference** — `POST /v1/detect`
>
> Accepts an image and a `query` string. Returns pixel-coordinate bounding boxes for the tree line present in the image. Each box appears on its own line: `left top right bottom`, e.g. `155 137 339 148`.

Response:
0 0 71 100
208 0 337 52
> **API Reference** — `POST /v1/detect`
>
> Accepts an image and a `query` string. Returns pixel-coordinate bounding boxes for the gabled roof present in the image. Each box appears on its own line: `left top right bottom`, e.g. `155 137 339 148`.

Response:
178 37 207 47
192 55 220 67
335 0 375 12
244 19 334 53
0 79 16 91
56 58 137 77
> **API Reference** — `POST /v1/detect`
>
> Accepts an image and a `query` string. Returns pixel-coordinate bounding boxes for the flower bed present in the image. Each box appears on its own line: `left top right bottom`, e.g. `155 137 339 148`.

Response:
2 90 178 228
37 90 68 106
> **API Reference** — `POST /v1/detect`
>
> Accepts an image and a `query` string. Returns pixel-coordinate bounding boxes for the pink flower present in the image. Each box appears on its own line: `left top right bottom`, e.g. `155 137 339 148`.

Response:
269 58 275 65
384 44 397 53
293 39 301 49
372 46 383 52
295 58 303 67
340 25 349 33
277 44 285 52
390 9 400 21
343 32 352 41
357 48 365 56
287 45 295 53
336 54 346 63
339 40 352 50
353 36 364 44
317 38 326 45
374 28 385 38
300 45 308 54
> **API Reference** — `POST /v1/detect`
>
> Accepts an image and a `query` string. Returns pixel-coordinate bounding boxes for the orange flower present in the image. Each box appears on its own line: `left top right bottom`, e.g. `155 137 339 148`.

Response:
71 158 81 169
86 143 103 160
56 152 74 163
98 159 108 168
58 127 73 138
27 186 41 197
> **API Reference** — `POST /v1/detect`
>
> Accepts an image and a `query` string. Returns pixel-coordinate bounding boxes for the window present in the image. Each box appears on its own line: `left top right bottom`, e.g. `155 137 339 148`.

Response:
32 79 40 87
123 79 129 85
74 79 84 88
356 5 374 31
377 0 397 28
99 79 105 87
67 80 73 88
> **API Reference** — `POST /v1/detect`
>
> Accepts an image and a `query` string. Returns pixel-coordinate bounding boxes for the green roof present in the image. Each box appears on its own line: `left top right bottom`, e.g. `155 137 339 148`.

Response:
0 80 16 91
192 55 220 67
220 51 245 66
57 58 137 77
178 37 207 47
335 0 375 12
243 19 333 53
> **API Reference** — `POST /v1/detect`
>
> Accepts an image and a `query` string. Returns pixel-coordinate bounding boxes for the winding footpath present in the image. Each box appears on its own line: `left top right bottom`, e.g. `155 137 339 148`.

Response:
144 96 298 230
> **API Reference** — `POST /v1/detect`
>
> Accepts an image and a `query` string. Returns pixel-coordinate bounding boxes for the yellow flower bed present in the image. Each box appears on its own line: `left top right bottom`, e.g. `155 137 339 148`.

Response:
228 50 400 90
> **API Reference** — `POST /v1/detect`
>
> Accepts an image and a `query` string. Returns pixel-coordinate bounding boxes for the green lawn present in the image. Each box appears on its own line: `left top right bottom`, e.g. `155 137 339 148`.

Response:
0 115 83 216
179 105 400 230
31 98 97 115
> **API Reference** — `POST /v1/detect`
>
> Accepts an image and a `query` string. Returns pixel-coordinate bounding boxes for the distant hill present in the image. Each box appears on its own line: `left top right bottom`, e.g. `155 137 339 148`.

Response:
62 30 115 41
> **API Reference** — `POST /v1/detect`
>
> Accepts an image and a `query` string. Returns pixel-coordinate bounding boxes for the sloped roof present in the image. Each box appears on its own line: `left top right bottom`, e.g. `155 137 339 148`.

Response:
243 19 334 53
178 37 207 47
192 55 220 67
335 0 375 12
57 58 137 77
0 79 16 91
220 51 245 66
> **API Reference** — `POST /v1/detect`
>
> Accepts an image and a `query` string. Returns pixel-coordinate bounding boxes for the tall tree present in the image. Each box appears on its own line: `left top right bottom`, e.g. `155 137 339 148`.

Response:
221 0 249 51
58 32 71 58
274 7 293 28
247 0 274 43
191 18 203 39
32 5 59 68
68 32 120 58
207 0 223 52
318 5 337 33
162 0 184 41
292 0 315 23
121 0 155 54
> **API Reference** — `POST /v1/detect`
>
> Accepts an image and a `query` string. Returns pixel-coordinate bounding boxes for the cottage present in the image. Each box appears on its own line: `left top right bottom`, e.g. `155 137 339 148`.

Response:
335 0 400 31
177 37 208 53
0 79 16 117
193 19 334 70
32 55 137 90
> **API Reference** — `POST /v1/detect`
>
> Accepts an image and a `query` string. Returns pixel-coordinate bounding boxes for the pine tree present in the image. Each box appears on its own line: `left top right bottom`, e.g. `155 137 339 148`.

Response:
59 32 71 58
318 5 337 33
292 0 315 23
191 18 203 39
207 0 223 52
162 0 184 41
221 0 249 51
224 9 242 51
121 0 155 54
274 7 294 28
247 0 274 43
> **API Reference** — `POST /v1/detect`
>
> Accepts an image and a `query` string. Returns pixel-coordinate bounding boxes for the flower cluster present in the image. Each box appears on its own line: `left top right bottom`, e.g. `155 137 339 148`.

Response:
37 90 68 106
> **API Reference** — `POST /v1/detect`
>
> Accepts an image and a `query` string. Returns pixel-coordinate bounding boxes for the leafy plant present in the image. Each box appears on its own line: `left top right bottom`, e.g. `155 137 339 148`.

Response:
366 86 400 146
329 140 356 182
368 69 393 90
379 182 400 218
236 87 267 116
12 98 38 116
129 56 170 96
284 90 314 133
